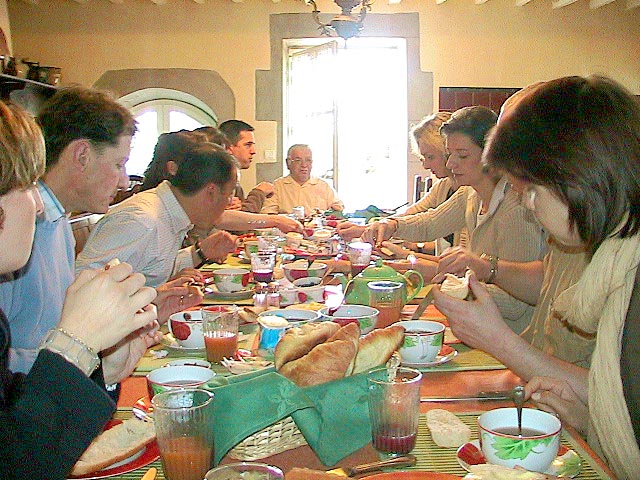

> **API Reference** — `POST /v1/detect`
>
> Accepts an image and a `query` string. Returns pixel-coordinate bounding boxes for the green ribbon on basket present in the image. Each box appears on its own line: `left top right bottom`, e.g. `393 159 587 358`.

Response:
209 368 373 466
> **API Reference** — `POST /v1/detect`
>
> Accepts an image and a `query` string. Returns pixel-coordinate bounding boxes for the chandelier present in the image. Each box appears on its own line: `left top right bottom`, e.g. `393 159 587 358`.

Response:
304 0 374 40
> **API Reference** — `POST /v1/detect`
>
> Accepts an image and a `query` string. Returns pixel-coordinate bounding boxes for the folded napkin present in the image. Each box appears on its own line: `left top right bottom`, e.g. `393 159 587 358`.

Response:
209 368 373 466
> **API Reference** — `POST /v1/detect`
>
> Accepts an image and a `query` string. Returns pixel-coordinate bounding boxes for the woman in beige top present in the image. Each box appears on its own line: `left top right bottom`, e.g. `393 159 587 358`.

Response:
364 106 546 334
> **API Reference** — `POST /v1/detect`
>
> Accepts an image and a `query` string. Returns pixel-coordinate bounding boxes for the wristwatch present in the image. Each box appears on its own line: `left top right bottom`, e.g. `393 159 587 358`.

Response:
416 242 426 254
194 241 208 268
480 253 499 283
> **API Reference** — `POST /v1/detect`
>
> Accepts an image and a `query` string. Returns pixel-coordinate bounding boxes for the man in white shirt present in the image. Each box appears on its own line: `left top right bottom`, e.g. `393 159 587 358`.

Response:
261 144 344 216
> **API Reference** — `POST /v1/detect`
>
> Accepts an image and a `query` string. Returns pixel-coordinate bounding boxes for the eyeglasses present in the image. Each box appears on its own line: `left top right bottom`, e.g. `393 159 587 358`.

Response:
288 157 313 166
523 185 537 211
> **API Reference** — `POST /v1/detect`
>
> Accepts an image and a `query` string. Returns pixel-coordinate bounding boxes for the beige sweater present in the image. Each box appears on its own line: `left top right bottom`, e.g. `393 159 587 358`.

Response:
404 177 469 253
396 180 546 334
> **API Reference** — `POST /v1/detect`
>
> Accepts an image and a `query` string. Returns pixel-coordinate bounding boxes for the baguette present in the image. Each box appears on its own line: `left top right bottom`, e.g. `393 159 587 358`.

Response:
71 418 156 476
425 408 471 447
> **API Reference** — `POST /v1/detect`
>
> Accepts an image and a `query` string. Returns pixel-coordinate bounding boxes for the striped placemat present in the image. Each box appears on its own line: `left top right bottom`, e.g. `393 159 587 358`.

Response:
106 410 612 480
408 412 613 479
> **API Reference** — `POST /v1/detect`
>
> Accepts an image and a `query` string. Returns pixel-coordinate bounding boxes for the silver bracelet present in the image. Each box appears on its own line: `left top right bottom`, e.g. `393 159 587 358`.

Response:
40 328 100 377
246 220 268 227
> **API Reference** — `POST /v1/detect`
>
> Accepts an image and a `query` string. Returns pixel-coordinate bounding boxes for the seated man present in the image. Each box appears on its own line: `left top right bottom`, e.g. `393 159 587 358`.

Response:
261 144 344 216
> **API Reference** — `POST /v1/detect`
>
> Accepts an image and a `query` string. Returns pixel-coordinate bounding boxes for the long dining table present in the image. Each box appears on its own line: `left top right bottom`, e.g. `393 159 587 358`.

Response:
105 261 617 480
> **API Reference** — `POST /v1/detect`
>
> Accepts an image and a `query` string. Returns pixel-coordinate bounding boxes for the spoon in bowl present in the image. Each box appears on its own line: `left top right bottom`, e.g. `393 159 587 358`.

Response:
512 385 525 436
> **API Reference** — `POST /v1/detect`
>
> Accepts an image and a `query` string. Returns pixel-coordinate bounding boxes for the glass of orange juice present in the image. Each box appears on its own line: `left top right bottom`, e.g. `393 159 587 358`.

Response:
152 388 215 480
202 308 238 363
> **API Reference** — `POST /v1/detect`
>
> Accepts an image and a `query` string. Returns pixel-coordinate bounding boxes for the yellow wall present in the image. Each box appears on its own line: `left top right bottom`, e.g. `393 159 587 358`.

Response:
7 0 640 190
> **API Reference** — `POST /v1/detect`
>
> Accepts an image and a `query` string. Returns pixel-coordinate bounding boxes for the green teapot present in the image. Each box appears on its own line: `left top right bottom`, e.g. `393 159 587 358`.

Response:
335 259 424 306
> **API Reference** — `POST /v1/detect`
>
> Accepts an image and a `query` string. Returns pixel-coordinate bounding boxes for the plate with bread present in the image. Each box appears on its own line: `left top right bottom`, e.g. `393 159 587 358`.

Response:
69 418 158 479
457 440 582 478
402 344 458 368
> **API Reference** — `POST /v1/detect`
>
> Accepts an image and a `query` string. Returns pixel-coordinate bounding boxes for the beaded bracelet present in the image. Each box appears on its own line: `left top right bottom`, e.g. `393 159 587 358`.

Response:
40 328 100 377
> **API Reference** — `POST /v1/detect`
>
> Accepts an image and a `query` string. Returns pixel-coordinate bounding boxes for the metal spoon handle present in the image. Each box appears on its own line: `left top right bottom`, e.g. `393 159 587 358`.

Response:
512 385 525 436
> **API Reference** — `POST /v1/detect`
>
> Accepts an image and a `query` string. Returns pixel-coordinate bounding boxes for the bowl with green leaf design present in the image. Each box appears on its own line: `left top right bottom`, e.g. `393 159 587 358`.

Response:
318 305 378 334
397 320 445 364
478 407 561 473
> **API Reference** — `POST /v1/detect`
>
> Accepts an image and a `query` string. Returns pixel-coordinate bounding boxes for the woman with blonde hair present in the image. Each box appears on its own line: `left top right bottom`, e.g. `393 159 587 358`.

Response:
0 100 158 479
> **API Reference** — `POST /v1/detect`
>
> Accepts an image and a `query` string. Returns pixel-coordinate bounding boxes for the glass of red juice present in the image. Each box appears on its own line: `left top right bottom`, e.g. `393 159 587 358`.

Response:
152 388 215 480
347 241 372 277
368 281 404 328
202 308 238 363
368 367 422 456
250 252 276 283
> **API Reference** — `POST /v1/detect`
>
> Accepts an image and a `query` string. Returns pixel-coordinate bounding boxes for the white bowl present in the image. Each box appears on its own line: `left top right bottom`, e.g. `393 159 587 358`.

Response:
478 407 561 473
212 268 251 293
258 308 320 327
146 365 215 398
396 320 445 364
318 305 379 334
168 310 205 349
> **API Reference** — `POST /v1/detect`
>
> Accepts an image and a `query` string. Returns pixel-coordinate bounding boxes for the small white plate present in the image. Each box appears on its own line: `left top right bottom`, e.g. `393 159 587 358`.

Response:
457 440 582 478
204 284 254 300
402 344 458 368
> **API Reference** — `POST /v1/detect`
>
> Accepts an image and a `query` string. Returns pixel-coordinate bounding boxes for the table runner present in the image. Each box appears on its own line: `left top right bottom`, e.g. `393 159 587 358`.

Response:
105 410 613 480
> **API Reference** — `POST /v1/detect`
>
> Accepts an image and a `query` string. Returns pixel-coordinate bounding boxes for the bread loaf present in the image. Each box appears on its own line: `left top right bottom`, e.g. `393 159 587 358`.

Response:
71 417 156 475
286 467 346 479
425 408 471 447
326 322 360 376
274 321 340 369
279 339 357 387
351 325 405 375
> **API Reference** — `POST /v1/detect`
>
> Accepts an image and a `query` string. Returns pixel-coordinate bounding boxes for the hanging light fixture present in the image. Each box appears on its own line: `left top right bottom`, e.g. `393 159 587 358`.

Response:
304 0 374 40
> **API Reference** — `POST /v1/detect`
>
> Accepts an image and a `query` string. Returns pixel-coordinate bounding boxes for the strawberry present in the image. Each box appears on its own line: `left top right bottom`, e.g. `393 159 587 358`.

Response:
171 321 191 340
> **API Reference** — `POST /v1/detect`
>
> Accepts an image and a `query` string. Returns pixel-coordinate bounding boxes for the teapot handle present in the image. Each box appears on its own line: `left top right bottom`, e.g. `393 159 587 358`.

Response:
403 270 424 302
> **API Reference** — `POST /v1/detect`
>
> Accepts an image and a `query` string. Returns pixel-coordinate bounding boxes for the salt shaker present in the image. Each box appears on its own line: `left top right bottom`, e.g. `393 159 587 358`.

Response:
253 282 268 310
266 282 281 308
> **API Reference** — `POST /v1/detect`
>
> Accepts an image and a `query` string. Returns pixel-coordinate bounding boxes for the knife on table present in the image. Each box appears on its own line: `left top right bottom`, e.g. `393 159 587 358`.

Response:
326 454 416 476
411 287 434 320
420 390 512 402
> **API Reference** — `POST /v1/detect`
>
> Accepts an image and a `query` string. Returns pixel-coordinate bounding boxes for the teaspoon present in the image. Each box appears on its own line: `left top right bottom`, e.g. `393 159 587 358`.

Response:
512 385 525 436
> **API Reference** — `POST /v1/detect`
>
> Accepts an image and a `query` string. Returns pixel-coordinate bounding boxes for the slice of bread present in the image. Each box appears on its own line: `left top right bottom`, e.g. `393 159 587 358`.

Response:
425 408 471 447
71 417 156 476
467 464 553 479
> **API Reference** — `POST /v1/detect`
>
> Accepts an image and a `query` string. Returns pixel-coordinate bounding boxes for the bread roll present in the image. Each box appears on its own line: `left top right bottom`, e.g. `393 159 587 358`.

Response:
274 321 340 369
352 325 405 375
425 408 471 447
327 322 360 376
279 339 357 387
440 270 472 300
71 417 156 475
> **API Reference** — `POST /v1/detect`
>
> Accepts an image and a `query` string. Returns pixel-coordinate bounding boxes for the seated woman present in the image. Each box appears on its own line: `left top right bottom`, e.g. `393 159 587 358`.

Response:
0 100 158 478
437 75 640 478
364 106 546 334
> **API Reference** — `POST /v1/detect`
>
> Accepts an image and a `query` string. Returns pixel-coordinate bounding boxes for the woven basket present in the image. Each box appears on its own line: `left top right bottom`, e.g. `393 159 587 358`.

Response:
228 415 308 460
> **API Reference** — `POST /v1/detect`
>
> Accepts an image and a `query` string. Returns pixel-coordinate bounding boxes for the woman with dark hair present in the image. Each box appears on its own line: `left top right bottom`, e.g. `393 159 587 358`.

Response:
436 76 640 478
364 106 546 334
0 100 157 478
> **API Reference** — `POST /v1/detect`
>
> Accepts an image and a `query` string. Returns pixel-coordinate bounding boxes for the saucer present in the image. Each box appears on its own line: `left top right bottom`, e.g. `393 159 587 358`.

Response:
204 284 254 300
160 333 205 352
457 440 582 478
402 344 458 368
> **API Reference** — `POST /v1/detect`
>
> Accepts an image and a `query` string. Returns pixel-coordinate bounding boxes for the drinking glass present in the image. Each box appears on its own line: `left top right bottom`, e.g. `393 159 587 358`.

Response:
367 281 404 328
152 388 215 480
202 308 238 363
251 252 276 283
347 241 372 277
368 367 422 456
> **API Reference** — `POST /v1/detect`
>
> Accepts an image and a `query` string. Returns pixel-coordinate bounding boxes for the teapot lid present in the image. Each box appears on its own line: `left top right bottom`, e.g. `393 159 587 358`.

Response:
361 259 400 279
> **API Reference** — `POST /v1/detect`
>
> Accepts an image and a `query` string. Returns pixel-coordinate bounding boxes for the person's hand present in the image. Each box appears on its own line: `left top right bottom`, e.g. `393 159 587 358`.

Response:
200 230 237 264
254 182 274 197
361 218 398 247
383 257 438 282
58 262 157 353
154 278 204 325
271 215 304 234
169 268 204 284
336 221 366 242
432 246 484 283
375 241 411 259
432 272 510 352
102 320 162 384
525 376 589 435
225 196 243 211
